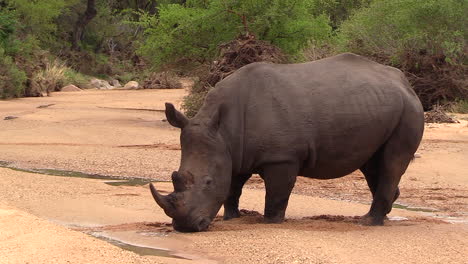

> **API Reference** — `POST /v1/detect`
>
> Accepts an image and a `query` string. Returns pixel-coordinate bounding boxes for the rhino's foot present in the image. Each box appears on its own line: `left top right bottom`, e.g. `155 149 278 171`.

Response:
223 209 241 220
264 215 285 224
359 213 385 226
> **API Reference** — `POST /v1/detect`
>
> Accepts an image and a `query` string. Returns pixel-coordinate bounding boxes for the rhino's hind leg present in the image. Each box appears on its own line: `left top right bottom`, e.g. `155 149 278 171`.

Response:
362 124 420 225
360 151 401 215
223 173 252 220
261 162 299 223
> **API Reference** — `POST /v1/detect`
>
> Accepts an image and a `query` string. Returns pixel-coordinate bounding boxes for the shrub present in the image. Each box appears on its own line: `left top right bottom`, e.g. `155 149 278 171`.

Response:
138 0 332 68
182 33 286 117
0 48 27 98
6 0 71 45
63 68 91 88
337 0 467 109
447 100 468 114
181 89 209 118
30 60 68 96
310 0 372 29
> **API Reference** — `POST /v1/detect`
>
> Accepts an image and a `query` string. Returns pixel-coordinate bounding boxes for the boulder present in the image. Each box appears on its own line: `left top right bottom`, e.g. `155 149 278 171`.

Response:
111 79 122 88
90 79 113 90
124 81 139 90
90 78 101 88
61 84 82 92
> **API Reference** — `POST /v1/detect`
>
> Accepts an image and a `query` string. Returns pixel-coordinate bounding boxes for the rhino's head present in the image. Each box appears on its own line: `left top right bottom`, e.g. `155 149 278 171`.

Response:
150 103 231 232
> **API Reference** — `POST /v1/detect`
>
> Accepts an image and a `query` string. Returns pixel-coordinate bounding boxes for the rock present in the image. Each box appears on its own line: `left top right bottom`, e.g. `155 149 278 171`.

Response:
90 79 113 90
90 78 101 88
123 81 139 90
111 79 122 88
4 116 18 120
61 85 82 92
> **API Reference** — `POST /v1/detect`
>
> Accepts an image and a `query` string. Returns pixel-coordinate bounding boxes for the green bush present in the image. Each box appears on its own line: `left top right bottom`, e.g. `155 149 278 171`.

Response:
138 0 332 68
337 0 467 108
447 100 468 114
338 0 466 63
0 8 16 46
311 0 371 28
0 49 27 98
6 0 73 45
63 68 91 88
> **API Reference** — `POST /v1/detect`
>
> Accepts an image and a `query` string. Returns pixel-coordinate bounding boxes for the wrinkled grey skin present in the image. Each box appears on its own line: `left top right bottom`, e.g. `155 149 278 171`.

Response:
150 53 424 232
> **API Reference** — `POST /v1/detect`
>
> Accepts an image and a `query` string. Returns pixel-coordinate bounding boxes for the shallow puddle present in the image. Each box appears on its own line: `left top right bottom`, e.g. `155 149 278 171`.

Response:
103 179 155 186
393 203 438 213
88 231 185 259
0 160 160 186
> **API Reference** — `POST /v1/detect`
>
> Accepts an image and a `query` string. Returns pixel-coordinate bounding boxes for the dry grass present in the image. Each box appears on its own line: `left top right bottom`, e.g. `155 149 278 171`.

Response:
447 100 468 114
31 60 68 96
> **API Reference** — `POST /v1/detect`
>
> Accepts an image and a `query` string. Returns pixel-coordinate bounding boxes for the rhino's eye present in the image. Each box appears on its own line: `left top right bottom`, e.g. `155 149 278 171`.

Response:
204 177 213 186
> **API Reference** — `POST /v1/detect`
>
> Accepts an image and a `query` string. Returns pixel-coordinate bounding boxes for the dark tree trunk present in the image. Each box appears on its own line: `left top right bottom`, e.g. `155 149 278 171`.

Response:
71 0 97 51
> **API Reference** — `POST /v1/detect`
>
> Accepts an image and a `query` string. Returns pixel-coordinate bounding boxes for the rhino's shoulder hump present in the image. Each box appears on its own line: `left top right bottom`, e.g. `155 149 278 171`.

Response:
329 52 377 65
218 62 277 86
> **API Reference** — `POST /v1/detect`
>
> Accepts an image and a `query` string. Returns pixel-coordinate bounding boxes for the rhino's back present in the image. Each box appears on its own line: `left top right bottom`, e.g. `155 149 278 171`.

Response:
214 53 422 177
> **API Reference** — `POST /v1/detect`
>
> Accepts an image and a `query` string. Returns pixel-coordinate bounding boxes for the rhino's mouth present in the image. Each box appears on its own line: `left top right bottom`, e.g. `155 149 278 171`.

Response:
172 216 211 232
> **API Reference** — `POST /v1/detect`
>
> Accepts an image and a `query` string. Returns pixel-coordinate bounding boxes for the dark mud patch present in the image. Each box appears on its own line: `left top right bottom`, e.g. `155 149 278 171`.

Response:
422 139 468 144
302 214 362 223
37 104 55 108
113 193 141 197
239 209 263 216
246 173 468 222
4 116 18 120
210 210 447 233
97 106 165 112
117 143 181 150
72 222 174 235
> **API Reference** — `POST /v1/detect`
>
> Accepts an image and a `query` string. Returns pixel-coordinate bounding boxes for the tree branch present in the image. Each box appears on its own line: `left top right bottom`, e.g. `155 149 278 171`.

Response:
71 0 97 51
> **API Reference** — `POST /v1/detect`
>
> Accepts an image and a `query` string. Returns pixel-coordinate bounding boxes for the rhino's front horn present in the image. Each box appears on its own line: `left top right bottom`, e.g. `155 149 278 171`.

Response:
149 183 176 218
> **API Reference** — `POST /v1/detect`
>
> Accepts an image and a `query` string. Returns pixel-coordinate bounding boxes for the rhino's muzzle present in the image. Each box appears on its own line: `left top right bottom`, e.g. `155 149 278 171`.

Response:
172 216 211 232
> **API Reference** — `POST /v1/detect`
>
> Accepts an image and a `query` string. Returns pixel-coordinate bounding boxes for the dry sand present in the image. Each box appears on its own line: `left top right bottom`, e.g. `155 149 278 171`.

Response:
0 89 467 263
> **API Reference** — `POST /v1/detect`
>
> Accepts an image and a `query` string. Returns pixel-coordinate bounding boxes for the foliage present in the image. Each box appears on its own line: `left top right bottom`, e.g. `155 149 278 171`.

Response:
182 90 209 118
0 8 16 46
63 68 91 88
0 48 27 98
6 0 75 45
337 0 467 108
310 0 371 28
138 0 332 68
338 0 466 64
182 33 287 117
447 100 468 114
0 9 26 98
0 0 466 110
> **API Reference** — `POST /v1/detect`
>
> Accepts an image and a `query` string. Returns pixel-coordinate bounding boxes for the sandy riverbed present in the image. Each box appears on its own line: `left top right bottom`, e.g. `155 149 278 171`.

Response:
0 89 467 263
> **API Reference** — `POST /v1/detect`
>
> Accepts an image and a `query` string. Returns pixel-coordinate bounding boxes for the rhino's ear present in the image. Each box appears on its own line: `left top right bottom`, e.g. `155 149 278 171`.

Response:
165 103 188 129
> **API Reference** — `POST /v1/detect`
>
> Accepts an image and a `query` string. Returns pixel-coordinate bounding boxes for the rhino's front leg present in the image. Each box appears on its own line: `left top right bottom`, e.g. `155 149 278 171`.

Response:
261 162 298 223
223 173 252 220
